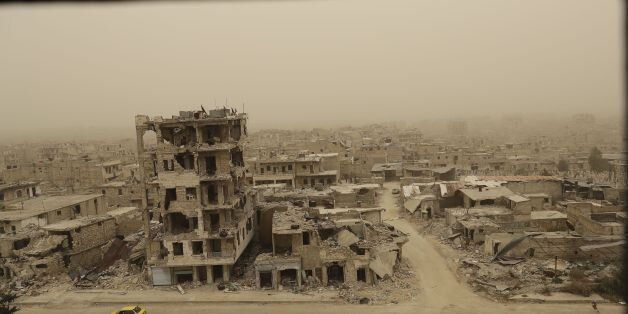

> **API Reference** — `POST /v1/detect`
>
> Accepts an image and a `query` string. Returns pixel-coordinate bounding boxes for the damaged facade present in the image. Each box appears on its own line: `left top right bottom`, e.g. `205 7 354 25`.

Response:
253 206 407 289
0 207 142 283
135 108 258 285
248 152 340 189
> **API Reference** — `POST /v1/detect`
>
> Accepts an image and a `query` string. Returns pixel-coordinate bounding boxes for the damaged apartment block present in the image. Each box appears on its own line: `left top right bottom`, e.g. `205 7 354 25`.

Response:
253 206 408 290
135 108 258 286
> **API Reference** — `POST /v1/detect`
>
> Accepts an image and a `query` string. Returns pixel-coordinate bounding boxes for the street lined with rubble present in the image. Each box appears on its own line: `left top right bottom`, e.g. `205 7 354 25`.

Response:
15 182 624 314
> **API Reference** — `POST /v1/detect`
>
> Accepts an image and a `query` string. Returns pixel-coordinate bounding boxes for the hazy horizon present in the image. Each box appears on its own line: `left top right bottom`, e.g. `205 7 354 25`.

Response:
0 0 624 134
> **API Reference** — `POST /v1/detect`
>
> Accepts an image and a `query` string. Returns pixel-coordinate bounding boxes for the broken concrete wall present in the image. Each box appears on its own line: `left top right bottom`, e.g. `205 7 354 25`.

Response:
567 207 623 236
527 196 546 211
108 208 143 237
300 245 322 270
258 205 288 247
0 237 19 257
69 218 117 253
100 184 143 209
602 187 624 204
333 191 358 208
361 210 382 224
418 199 440 218
369 250 397 278
68 245 106 272
530 218 568 232
488 234 622 261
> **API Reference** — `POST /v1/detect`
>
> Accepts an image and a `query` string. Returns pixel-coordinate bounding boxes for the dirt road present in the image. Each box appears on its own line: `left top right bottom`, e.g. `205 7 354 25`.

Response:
378 181 622 313
379 181 505 312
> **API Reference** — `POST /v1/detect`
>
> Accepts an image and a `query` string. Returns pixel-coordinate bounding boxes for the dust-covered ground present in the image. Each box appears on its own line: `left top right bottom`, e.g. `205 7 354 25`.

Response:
12 181 626 314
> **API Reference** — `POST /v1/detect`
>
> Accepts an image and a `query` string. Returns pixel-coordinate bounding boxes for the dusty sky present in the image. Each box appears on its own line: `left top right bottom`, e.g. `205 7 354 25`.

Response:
0 0 623 134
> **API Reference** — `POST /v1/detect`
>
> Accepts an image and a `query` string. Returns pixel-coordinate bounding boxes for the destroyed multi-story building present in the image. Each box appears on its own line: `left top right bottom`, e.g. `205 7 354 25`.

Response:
253 206 408 289
135 108 257 285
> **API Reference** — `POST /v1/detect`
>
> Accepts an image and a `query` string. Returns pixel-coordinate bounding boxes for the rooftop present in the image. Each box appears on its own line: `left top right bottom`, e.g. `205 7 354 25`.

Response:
0 194 102 221
42 215 113 232
0 181 39 191
371 163 402 172
446 206 512 217
105 206 139 217
505 194 530 203
459 217 500 229
530 210 567 220
329 183 380 194
473 175 562 182
458 186 514 201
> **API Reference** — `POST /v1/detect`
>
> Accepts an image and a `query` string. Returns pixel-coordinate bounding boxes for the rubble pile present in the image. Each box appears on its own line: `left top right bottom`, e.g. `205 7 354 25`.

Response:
72 260 147 291
1 272 73 297
0 219 154 297
338 260 417 305
415 218 620 300
231 243 266 290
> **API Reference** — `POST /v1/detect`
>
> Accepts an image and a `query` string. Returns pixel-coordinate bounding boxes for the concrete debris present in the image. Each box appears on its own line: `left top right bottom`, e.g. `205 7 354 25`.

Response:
369 250 397 278
417 217 623 301
336 229 359 247
177 284 185 294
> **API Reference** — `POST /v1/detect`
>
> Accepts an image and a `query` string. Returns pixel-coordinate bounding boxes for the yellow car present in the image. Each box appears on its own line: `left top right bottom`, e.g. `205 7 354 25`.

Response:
112 305 147 314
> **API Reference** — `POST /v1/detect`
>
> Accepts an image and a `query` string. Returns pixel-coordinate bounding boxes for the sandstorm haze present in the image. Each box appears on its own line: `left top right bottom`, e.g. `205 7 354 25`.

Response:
0 0 623 139
0 1 627 311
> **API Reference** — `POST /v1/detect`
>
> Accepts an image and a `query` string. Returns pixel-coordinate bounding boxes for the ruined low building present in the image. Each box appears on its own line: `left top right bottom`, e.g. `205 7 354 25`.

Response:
401 165 456 182
370 163 402 181
262 188 334 209
0 226 46 258
402 181 464 211
105 206 143 237
468 175 563 203
404 194 439 219
444 206 513 226
42 216 117 272
98 181 144 209
457 186 515 209
529 210 568 232
95 160 123 183
253 207 407 289
522 193 551 211
0 208 143 281
456 217 501 245
0 181 40 209
484 231 624 261
0 194 106 234
565 203 625 236
330 184 379 208
499 194 532 221
310 207 385 225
